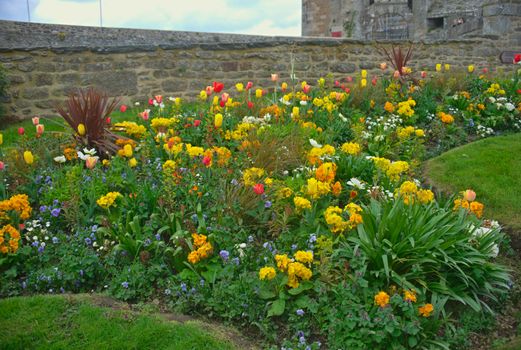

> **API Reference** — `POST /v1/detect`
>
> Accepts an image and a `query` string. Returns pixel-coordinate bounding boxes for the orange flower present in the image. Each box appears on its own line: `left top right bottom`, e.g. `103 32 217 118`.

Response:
374 291 390 307
418 303 434 317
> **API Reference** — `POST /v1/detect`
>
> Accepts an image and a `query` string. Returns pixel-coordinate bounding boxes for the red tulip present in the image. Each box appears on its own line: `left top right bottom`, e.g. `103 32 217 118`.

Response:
213 81 224 93
148 98 154 106
154 95 163 104
0 161 4 171
302 84 311 94
253 183 264 195
18 127 25 135
202 156 211 167
334 80 340 87
421 71 427 78
120 105 127 113
219 100 225 107
194 119 201 127
371 77 377 86
514 54 521 64
482 68 489 74
344 88 351 94
246 81 253 90
106 117 111 124
517 89 521 94
247 101 254 109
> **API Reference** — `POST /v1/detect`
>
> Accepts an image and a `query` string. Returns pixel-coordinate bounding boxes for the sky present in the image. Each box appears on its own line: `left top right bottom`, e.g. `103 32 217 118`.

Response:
0 0 302 36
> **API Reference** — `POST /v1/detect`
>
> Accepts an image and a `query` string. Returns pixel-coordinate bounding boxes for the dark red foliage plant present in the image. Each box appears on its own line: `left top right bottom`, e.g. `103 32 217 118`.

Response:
56 87 121 157
378 44 414 77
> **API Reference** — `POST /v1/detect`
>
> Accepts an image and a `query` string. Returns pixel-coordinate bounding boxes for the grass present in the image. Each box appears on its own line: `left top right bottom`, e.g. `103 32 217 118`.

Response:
0 294 243 350
425 133 521 231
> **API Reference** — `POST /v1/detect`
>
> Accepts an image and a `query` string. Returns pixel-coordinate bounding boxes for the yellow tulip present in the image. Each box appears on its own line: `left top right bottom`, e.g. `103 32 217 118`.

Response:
435 64 442 72
361 70 367 78
174 97 181 106
360 79 367 88
199 90 207 101
23 151 34 165
235 83 244 92
0 133 3 145
128 158 137 168
444 64 450 71
77 123 86 136
214 113 223 128
255 89 263 98
468 65 474 73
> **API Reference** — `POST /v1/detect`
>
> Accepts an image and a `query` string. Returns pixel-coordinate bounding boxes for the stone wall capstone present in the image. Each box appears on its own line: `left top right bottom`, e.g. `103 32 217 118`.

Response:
0 20 517 120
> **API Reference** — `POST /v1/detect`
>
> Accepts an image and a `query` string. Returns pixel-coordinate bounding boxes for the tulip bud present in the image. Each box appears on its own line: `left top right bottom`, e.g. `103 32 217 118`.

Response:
393 70 400 79
85 156 98 169
361 70 367 78
0 133 3 145
23 151 34 165
235 83 244 92
246 81 253 90
435 63 442 72
302 84 311 94
18 127 25 136
36 124 44 136
467 65 474 73
463 189 476 202
194 119 201 127
78 124 86 136
247 101 254 109
120 105 127 113
32 117 40 125
106 117 111 124
380 62 387 70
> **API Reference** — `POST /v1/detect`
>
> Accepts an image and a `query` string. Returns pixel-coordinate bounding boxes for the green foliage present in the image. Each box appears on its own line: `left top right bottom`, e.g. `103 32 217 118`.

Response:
0 64 9 119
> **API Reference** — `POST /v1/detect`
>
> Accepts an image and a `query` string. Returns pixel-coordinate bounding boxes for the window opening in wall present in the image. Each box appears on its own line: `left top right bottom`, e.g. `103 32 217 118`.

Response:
407 0 412 10
427 17 444 30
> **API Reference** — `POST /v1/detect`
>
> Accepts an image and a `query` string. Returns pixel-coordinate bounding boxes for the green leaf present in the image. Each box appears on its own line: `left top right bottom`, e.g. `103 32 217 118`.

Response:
267 299 285 317
408 336 418 348
287 281 314 295
258 287 276 300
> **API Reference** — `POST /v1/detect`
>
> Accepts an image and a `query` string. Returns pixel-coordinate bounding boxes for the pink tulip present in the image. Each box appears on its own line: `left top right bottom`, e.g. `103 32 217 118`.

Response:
140 109 150 121
421 71 427 78
0 161 4 171
154 95 163 104
221 92 229 104
85 156 98 169
194 119 201 127
334 80 340 87
18 127 25 135
271 74 279 82
120 105 127 113
106 117 111 124
302 84 311 94
463 189 476 202
346 76 353 83
205 86 214 96
393 70 400 78
246 81 253 90
380 62 387 70
32 117 40 125
202 156 211 167
36 124 44 136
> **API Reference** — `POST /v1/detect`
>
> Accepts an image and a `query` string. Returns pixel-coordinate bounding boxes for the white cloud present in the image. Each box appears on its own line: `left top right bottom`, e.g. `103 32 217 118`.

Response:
26 0 301 36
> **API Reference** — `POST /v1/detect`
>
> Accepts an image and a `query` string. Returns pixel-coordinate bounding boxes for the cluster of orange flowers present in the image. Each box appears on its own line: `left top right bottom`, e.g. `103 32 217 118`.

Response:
453 189 484 218
0 194 32 255
374 290 434 317
187 233 213 264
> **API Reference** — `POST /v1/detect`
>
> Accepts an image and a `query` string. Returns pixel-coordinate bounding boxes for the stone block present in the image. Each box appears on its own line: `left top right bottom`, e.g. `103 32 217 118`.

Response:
82 71 138 96
330 62 356 73
35 73 54 86
22 87 49 99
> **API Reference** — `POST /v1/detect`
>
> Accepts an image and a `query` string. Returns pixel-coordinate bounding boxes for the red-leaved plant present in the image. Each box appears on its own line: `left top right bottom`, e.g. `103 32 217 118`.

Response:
378 44 414 78
56 88 121 157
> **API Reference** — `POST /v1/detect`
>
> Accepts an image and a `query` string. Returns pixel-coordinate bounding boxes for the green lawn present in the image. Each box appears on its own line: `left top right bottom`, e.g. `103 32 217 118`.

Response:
0 294 243 350
425 133 521 231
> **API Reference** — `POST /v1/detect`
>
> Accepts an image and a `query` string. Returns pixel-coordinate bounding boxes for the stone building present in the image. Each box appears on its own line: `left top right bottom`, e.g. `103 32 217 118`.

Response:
302 0 521 43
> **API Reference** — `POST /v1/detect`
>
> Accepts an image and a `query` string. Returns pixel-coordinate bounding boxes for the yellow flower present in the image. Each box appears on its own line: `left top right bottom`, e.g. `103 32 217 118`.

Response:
341 142 361 155
243 167 265 186
123 144 133 158
468 65 475 73
235 83 244 92
361 70 367 78
306 178 330 199
294 250 313 264
0 133 3 145
444 63 450 71
255 89 263 98
259 266 276 280
438 112 454 124
275 254 292 272
96 192 122 209
324 206 348 234
186 144 204 158
278 187 293 199
214 113 223 128
417 189 434 204
404 290 417 303
435 63 442 72
128 158 137 167
199 90 207 100
384 101 395 113
23 151 34 165
77 123 86 136
360 78 367 88
293 196 311 212
418 303 434 317
174 97 181 106
415 129 425 137
470 201 484 218
374 291 390 307
162 160 177 173
315 162 337 183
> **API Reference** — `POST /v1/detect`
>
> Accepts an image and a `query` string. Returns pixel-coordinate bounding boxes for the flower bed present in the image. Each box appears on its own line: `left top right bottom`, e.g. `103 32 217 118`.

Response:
0 63 520 349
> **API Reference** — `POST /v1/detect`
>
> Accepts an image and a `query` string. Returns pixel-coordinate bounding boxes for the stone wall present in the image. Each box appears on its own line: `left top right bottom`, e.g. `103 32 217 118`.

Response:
0 20 517 120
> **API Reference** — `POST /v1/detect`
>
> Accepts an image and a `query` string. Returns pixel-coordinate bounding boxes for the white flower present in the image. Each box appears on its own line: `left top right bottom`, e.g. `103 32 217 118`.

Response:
279 97 291 106
83 148 97 155
134 102 140 106
53 155 66 163
347 178 365 189
490 244 499 258
239 243 247 249
338 113 348 122
505 102 515 111
309 139 322 148
77 151 88 160
488 97 496 103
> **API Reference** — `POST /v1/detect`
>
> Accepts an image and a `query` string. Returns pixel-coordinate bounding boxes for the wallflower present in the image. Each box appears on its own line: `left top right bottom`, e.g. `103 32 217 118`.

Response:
162 160 177 173
418 303 434 317
294 250 313 264
0 194 32 220
341 142 361 155
294 196 311 212
188 234 213 264
396 99 416 118
384 101 395 113
404 290 417 303
417 189 434 204
306 178 330 199
96 192 122 209
243 167 265 186
307 144 335 165
0 224 21 254
438 112 454 124
275 254 292 272
278 187 293 199
287 261 312 288
332 181 342 196
374 291 390 307
324 206 348 234
315 162 337 183
128 158 137 168
122 144 133 158
259 266 276 280
186 144 204 158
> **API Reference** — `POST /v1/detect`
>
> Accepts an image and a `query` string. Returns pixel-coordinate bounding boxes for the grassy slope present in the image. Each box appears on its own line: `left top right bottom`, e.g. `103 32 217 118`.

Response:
425 133 521 231
0 294 241 350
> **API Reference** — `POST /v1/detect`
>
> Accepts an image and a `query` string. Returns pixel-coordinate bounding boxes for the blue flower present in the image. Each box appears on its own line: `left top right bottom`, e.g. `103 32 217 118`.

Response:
121 281 129 289
51 208 61 217
219 250 230 262
39 205 47 213
232 257 240 265
296 309 305 316
155 233 161 241
180 283 187 292
52 237 59 244
85 237 92 245
264 201 272 208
